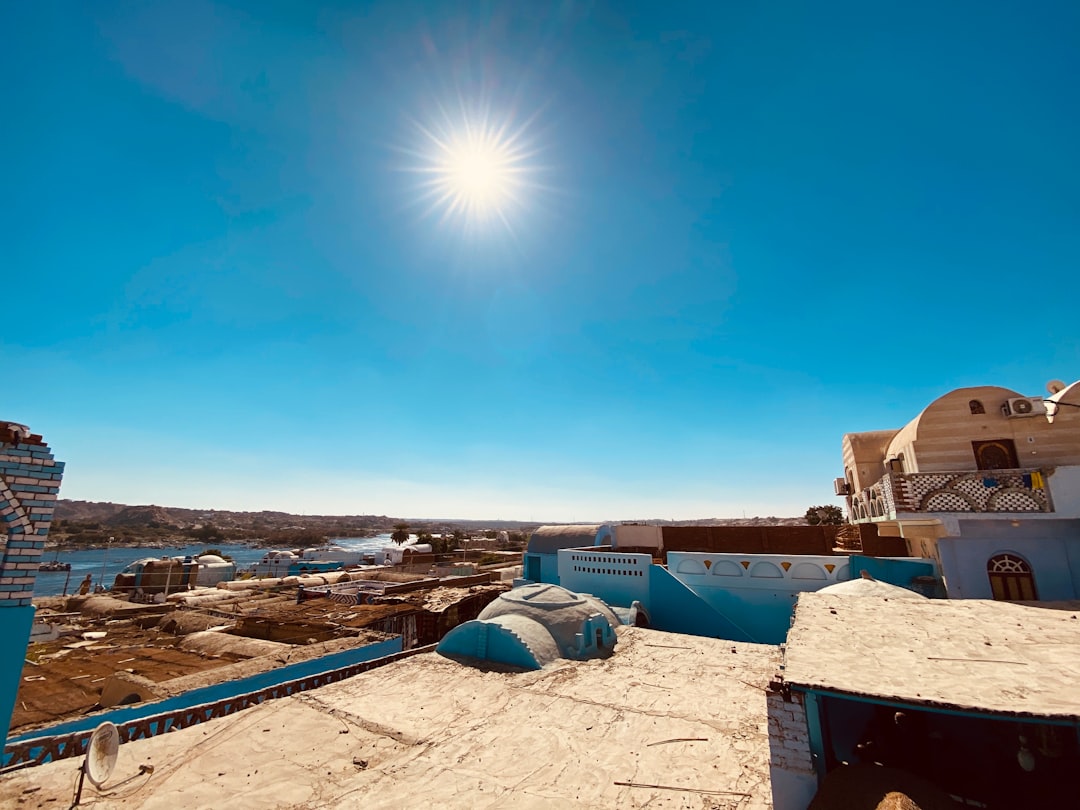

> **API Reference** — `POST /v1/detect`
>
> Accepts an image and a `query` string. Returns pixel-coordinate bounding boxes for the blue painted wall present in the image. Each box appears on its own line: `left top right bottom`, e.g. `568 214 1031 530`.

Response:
939 536 1080 599
5 635 402 756
848 556 941 596
0 607 34 747
647 565 756 641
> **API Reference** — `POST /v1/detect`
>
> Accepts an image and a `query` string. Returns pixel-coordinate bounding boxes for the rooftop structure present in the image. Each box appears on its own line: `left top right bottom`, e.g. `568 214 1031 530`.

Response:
768 592 1080 809
1 627 780 809
12 580 507 740
436 583 620 668
834 379 1080 603
838 380 1080 527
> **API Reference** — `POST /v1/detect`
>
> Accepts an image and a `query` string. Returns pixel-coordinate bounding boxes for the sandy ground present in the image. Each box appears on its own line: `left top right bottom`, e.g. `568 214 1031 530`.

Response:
2 627 780 809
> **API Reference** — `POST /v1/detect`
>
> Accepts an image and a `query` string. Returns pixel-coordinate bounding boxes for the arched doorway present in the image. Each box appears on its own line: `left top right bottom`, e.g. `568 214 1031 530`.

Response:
987 553 1037 601
972 439 1019 470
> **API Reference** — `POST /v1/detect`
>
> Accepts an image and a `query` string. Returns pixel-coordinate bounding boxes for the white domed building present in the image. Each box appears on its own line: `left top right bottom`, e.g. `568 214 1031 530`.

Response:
436 583 620 670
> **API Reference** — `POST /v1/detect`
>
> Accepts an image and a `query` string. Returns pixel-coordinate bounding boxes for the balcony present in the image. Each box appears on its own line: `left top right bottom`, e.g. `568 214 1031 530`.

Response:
849 468 1052 521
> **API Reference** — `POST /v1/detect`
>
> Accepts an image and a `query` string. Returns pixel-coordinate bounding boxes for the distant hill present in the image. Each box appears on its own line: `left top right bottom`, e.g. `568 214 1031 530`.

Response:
55 500 806 531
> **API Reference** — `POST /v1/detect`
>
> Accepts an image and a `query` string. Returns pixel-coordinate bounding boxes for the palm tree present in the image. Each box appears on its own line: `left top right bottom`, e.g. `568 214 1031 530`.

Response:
390 522 410 545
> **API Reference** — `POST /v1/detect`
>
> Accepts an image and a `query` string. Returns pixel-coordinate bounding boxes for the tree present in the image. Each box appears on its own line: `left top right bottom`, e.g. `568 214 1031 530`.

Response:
390 522 410 545
805 505 844 526
416 530 433 545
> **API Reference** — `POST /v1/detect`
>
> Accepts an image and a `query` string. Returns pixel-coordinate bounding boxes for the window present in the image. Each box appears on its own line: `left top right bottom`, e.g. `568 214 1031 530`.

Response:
969 399 985 415
987 553 1037 601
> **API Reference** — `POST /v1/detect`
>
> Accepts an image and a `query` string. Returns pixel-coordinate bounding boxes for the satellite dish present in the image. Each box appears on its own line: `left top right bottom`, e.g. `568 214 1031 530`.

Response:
85 722 119 787
1047 379 1067 395
72 722 119 806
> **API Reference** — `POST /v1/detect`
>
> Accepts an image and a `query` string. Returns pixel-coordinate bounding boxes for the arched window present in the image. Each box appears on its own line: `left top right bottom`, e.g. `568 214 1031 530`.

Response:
987 553 1037 601
969 400 985 414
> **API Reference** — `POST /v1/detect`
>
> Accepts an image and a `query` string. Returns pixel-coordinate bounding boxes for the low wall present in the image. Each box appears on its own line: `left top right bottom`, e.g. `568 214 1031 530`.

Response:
4 635 404 767
668 553 851 644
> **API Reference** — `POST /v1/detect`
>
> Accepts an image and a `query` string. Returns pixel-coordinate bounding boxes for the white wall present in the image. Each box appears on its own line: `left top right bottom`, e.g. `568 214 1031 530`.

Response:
613 524 662 550
557 549 652 607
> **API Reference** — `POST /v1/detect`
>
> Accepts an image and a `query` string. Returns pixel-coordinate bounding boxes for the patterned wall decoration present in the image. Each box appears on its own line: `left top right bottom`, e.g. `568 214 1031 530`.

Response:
849 469 1051 520
1 423 65 606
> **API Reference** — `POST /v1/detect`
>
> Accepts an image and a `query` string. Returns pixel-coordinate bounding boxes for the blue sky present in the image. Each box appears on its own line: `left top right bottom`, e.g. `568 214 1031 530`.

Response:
4 1 1078 521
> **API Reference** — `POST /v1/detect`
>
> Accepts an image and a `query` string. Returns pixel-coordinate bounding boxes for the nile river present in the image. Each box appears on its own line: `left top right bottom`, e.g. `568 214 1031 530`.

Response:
32 535 396 597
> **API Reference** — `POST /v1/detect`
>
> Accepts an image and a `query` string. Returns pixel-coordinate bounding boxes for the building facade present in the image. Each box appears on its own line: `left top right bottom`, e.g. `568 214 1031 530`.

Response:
838 380 1080 601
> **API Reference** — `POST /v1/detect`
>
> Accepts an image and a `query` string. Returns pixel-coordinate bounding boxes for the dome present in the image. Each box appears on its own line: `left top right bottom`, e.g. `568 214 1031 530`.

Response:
437 584 621 670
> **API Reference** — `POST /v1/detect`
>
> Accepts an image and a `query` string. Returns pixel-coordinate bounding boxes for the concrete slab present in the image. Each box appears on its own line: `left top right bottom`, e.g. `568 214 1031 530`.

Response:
1 627 780 809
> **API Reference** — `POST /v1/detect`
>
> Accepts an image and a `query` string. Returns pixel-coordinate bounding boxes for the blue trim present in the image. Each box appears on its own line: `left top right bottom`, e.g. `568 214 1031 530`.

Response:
5 635 403 749
801 687 1080 729
803 691 827 780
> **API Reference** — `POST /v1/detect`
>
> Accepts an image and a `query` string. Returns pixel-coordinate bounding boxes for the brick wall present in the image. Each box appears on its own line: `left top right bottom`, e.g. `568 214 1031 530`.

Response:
662 525 839 556
767 687 814 772
0 424 65 606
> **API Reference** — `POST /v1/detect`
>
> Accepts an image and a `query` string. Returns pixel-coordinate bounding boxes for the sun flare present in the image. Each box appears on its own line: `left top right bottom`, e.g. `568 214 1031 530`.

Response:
438 134 516 214
406 107 542 235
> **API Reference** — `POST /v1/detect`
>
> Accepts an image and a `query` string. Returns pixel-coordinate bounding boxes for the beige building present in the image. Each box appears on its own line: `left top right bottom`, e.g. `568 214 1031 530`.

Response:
835 379 1080 601
840 379 1080 522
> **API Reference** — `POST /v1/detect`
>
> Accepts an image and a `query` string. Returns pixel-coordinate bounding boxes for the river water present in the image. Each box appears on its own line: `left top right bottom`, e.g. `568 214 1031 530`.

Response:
31 535 397 597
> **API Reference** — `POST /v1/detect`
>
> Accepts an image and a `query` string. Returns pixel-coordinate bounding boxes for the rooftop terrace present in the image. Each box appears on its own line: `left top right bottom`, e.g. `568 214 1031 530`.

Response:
783 593 1080 719
1 627 779 809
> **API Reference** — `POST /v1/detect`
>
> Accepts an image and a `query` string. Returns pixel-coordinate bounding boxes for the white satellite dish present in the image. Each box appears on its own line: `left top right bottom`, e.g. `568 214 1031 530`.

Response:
85 722 119 786
1047 379 1067 395
73 722 120 806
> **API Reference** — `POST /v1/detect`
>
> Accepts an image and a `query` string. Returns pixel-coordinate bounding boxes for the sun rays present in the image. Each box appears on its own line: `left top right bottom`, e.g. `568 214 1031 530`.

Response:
402 101 546 237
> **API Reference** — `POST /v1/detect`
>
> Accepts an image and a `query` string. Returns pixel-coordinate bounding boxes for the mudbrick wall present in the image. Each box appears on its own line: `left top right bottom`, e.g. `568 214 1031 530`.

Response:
767 684 819 810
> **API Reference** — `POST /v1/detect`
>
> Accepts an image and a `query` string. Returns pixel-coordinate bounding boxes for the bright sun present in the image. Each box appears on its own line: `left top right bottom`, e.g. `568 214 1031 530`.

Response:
438 136 516 215
407 109 540 234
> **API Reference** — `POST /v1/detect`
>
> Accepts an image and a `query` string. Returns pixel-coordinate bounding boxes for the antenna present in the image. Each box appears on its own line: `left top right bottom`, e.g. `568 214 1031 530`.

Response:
72 722 119 807
1047 379 1067 395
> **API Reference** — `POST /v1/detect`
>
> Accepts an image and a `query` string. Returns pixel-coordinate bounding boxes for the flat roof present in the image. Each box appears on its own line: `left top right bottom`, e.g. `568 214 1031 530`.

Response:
783 593 1080 719
2 628 779 809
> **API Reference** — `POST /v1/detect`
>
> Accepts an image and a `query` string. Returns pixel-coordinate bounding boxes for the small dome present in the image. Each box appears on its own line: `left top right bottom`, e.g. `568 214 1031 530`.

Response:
438 584 621 670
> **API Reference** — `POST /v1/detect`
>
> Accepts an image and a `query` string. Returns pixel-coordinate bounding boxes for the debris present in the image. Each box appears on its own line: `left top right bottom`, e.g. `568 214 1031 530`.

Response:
353 758 368 769
926 657 1027 665
615 781 750 797
646 737 709 747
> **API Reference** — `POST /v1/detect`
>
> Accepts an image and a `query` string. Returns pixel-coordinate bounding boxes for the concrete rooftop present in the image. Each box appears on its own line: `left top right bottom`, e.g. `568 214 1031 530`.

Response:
784 593 1080 719
1 627 780 809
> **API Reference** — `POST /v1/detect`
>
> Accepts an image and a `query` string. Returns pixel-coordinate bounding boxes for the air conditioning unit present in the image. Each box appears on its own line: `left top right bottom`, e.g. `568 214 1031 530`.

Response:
1004 397 1048 418
833 477 850 496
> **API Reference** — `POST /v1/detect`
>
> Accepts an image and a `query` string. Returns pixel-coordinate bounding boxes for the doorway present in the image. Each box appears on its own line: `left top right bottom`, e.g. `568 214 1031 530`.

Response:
972 439 1019 470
